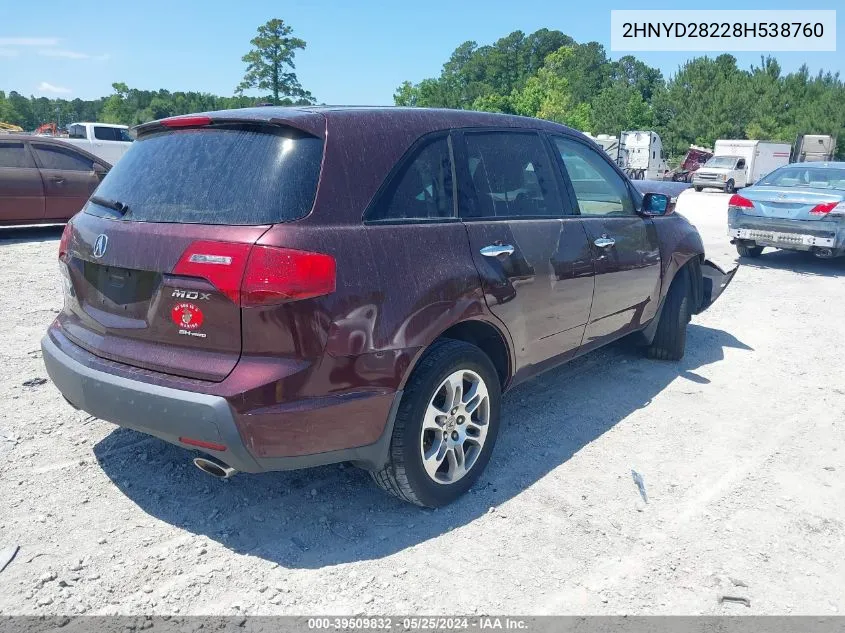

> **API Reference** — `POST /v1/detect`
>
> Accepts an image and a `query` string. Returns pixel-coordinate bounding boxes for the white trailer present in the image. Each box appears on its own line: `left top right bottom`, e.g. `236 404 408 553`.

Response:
791 134 837 163
584 130 668 180
619 131 668 180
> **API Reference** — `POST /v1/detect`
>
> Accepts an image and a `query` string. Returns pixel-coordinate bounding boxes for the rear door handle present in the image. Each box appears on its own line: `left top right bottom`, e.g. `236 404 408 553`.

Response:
480 244 515 257
594 237 615 248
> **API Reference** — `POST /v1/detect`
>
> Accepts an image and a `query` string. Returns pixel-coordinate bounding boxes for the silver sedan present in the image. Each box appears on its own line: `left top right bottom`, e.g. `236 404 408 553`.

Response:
727 162 845 258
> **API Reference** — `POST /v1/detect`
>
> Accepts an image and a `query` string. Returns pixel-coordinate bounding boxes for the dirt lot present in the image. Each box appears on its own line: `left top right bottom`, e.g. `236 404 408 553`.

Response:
1 190 843 616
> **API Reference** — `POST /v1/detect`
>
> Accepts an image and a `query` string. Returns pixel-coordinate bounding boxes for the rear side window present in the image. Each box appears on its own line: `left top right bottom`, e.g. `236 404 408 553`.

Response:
94 126 117 141
0 142 35 168
94 126 132 141
33 144 95 171
67 125 86 139
86 126 323 225
462 131 565 218
367 135 454 222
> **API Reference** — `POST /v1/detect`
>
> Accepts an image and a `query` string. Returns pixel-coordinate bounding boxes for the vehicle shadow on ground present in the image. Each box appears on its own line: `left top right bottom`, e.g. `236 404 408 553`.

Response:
0 225 64 245
94 323 752 569
741 249 845 277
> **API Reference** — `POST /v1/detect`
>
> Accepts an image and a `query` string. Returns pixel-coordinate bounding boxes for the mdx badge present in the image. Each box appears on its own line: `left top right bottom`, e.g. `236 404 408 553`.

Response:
171 289 212 300
92 234 108 259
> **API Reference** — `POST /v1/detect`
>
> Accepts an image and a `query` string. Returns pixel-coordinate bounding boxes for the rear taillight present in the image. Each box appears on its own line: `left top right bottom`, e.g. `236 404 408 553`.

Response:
160 115 212 128
173 241 336 307
728 194 754 209
173 241 251 304
810 201 838 214
58 222 72 261
242 245 336 306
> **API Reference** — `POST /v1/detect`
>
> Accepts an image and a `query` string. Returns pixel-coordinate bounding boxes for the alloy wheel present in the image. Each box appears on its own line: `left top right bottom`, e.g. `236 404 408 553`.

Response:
419 369 490 484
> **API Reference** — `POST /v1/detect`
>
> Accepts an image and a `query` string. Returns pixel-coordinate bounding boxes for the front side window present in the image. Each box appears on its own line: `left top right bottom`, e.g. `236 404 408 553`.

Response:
33 144 95 172
553 136 634 216
462 131 564 219
0 142 35 168
367 136 454 222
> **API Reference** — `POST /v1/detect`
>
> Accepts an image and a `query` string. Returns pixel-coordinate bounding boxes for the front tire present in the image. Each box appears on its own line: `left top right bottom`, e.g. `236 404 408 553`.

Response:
647 269 691 361
725 179 735 194
694 186 702 192
736 243 764 258
371 339 501 507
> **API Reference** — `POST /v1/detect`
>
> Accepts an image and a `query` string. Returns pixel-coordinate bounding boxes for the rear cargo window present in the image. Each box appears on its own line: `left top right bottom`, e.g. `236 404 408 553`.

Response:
85 125 323 225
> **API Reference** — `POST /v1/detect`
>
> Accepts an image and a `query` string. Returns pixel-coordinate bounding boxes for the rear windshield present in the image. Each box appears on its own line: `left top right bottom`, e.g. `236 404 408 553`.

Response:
758 166 845 190
85 125 323 225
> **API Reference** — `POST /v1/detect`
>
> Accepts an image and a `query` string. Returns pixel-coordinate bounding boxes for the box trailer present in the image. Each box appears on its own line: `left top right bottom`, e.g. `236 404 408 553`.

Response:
713 139 791 183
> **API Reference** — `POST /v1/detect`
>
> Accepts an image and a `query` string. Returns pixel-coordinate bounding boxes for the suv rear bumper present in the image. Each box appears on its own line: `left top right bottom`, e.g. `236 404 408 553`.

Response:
41 334 399 473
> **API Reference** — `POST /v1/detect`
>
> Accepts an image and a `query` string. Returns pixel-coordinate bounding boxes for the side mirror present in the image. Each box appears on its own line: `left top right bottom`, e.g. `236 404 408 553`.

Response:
93 163 108 179
642 192 671 216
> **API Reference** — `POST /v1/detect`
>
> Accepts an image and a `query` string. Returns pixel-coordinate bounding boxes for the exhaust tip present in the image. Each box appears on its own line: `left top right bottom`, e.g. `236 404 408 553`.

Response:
193 456 237 479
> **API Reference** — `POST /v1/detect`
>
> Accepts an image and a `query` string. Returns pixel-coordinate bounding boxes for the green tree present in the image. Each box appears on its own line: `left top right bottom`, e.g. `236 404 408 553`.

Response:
509 48 591 130
590 83 653 135
236 18 314 104
655 55 752 155
101 82 133 125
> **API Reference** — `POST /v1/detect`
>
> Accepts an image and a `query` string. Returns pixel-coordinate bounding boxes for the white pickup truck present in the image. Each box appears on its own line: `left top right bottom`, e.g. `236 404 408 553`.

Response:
62 122 133 166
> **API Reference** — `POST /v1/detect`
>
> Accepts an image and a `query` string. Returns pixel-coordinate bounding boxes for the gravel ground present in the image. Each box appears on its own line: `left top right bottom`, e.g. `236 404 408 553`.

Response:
0 191 843 616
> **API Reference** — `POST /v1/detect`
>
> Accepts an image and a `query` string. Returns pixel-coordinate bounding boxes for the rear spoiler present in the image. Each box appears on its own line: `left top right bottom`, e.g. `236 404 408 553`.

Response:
133 111 325 139
698 260 738 313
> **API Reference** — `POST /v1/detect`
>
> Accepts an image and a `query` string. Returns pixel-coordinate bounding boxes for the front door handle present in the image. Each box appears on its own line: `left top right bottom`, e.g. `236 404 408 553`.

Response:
480 244 515 257
594 236 616 249
50 176 65 184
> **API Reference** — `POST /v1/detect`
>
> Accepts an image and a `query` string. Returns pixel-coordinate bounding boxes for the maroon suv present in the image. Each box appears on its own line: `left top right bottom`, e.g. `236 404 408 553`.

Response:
42 107 735 507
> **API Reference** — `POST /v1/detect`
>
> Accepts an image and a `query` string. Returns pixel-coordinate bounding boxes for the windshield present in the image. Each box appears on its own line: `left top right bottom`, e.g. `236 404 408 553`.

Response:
704 156 737 169
85 125 323 225
757 166 845 190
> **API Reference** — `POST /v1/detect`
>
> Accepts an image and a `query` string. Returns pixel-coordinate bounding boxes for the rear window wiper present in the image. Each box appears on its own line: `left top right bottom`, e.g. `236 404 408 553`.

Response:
90 195 129 216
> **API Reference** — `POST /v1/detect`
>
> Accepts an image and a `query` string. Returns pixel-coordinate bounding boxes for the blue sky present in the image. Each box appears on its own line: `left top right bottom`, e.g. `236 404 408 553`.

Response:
1 0 841 103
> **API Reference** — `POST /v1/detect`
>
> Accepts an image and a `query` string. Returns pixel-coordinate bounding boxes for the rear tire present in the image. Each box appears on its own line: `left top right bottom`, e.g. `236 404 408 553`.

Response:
694 187 702 192
371 339 501 507
736 244 764 258
647 269 691 361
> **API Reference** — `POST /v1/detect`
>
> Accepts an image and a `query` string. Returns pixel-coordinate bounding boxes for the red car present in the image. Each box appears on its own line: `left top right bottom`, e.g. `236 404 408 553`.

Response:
42 107 735 507
0 135 109 225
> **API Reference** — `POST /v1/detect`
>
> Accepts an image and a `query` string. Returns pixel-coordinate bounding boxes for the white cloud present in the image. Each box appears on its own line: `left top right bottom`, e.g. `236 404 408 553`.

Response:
0 37 59 46
0 48 19 57
38 49 109 61
37 81 71 94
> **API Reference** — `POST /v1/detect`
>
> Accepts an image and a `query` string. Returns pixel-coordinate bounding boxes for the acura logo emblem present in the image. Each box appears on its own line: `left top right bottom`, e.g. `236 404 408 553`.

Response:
92 234 108 259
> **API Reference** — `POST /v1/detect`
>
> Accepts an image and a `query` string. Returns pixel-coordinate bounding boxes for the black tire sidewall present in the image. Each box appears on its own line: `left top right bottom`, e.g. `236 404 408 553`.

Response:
726 180 735 193
397 344 501 507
